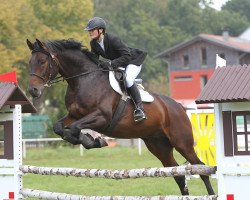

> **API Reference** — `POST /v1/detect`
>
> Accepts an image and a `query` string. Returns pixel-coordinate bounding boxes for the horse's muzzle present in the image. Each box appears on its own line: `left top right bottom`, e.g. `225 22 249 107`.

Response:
28 86 44 98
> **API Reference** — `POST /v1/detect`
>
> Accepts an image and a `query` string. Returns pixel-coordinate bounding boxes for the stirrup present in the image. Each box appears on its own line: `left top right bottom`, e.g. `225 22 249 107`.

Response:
133 108 147 122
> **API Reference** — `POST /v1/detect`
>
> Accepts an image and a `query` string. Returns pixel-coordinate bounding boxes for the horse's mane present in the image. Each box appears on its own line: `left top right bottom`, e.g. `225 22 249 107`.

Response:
37 39 99 65
46 39 83 52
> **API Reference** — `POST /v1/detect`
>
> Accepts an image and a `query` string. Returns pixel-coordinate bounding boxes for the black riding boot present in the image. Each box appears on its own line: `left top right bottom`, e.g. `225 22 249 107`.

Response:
127 84 147 122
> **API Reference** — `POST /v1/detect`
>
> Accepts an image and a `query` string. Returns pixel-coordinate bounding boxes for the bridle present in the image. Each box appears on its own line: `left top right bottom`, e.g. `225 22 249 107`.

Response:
30 48 60 87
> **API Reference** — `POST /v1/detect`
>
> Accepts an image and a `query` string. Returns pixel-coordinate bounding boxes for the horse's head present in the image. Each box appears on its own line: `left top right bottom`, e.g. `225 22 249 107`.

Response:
26 39 60 98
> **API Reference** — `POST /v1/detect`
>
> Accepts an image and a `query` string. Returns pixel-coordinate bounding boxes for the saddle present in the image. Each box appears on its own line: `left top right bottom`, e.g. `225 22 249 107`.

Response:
109 69 154 102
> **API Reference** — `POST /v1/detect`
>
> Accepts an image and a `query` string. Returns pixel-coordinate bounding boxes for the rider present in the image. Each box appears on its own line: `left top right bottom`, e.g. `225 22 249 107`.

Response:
85 17 147 122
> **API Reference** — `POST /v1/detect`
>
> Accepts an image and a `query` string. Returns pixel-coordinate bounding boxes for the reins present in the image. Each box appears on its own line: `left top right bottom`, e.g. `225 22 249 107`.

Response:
47 68 126 86
46 68 110 86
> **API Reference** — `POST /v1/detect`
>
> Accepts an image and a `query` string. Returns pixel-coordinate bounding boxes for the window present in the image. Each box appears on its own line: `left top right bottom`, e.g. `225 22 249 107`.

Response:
219 53 225 59
201 48 207 65
232 112 250 155
183 55 189 67
174 76 192 81
0 121 13 159
200 75 208 89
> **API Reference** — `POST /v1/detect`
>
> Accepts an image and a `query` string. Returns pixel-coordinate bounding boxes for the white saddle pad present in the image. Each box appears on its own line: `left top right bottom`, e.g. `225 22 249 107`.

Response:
109 71 154 102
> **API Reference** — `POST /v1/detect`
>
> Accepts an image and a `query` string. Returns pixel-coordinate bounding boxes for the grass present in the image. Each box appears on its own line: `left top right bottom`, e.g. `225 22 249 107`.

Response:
23 145 217 198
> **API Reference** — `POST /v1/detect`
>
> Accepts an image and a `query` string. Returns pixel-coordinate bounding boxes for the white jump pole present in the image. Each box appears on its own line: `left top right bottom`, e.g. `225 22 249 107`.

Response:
13 104 23 199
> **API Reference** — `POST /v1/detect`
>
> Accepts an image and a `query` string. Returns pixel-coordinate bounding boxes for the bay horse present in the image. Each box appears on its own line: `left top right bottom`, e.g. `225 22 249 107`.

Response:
26 39 215 195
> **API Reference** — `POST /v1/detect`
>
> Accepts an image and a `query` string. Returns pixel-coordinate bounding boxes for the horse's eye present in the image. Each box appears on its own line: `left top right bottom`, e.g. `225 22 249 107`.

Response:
40 59 46 65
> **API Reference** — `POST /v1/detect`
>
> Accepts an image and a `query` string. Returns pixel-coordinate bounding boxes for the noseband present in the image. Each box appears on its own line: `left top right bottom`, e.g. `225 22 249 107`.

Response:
30 49 60 87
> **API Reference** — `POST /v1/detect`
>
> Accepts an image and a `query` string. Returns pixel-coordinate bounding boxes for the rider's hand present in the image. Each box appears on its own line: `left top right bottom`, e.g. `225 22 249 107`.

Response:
99 61 111 70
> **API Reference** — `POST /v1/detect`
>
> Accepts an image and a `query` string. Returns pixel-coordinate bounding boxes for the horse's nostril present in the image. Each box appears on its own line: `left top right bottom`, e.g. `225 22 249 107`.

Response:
28 86 40 97
33 87 38 93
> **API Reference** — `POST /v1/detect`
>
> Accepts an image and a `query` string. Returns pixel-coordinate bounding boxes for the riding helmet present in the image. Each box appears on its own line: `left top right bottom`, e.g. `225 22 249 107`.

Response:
84 17 106 31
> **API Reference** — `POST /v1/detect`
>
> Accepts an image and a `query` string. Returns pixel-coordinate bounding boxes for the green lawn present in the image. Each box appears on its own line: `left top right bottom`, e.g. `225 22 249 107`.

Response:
23 145 217 198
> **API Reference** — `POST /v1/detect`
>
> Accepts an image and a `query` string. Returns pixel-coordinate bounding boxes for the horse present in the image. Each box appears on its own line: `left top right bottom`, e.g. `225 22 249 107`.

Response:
26 38 215 196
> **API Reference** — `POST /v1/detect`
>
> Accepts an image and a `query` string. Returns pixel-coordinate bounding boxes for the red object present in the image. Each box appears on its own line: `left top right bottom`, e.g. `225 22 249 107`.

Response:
9 192 14 199
169 69 214 100
3 192 15 200
227 194 234 200
0 71 18 83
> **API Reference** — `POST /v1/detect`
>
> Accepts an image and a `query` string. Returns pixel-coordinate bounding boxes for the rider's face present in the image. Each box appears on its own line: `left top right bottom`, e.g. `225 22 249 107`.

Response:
88 29 103 40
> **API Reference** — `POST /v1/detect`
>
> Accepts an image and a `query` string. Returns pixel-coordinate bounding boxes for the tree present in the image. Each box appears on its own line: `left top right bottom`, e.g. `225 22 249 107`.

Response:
222 0 250 22
0 0 93 121
0 0 28 74
28 0 92 42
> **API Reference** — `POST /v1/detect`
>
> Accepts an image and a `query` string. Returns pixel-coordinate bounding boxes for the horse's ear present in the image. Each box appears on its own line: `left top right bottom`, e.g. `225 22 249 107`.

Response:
26 39 34 50
36 39 46 50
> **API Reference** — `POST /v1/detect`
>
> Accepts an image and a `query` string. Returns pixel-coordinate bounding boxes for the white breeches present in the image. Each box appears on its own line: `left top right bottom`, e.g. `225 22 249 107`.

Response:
125 64 142 88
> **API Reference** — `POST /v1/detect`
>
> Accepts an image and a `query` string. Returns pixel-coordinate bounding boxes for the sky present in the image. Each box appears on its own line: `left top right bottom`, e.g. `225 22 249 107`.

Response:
210 0 229 10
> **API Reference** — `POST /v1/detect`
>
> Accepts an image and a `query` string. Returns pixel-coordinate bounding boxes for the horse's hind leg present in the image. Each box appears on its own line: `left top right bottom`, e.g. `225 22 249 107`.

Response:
142 137 189 195
169 125 215 195
178 147 215 195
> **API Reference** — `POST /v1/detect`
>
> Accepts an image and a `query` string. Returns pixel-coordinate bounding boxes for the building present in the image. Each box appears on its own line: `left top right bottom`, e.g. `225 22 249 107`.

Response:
156 29 250 108
196 64 250 200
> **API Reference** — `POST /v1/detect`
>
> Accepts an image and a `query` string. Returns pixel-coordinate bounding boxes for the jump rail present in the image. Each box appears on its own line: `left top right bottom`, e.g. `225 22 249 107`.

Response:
20 164 216 179
20 189 218 200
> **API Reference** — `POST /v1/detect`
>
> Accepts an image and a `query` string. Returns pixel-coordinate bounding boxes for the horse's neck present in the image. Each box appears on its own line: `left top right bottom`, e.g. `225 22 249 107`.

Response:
59 51 109 90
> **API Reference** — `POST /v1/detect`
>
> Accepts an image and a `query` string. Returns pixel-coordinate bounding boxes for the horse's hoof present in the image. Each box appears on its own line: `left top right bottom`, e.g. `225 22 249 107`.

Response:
96 137 108 148
62 130 81 145
79 133 95 149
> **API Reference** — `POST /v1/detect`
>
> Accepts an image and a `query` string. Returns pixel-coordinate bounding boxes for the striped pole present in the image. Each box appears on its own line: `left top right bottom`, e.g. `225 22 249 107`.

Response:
20 164 216 179
20 189 218 200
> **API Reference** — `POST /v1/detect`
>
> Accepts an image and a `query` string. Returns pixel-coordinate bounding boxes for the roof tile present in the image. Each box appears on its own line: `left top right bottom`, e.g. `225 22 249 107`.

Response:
196 65 250 104
0 82 36 113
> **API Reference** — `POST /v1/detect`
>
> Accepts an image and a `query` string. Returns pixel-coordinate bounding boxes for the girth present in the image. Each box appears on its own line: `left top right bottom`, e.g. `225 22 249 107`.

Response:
105 93 128 134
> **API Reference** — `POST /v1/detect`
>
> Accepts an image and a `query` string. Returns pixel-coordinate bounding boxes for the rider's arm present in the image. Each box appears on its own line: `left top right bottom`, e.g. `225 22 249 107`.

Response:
108 34 132 68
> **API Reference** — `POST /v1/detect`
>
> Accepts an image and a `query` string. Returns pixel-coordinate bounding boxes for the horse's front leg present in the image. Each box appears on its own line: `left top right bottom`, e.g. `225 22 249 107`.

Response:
53 115 81 145
69 110 109 149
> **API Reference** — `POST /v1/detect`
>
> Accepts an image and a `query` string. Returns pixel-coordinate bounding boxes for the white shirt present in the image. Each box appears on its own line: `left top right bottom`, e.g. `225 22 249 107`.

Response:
97 38 105 51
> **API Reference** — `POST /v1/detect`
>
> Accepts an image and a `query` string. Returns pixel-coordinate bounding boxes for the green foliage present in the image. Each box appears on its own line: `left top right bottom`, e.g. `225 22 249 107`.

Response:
0 0 93 122
222 0 250 22
163 0 204 35
28 0 92 39
199 7 248 36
